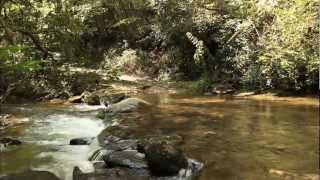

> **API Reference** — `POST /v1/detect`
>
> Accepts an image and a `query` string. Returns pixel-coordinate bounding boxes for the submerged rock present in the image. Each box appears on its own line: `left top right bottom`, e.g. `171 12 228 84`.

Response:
106 98 151 114
70 137 94 145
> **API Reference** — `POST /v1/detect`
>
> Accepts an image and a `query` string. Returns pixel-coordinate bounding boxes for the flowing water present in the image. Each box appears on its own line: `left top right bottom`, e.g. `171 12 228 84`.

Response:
0 104 106 180
0 90 319 180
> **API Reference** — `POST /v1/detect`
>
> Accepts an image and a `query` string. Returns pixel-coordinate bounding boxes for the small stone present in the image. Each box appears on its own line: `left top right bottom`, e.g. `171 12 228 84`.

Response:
70 137 94 145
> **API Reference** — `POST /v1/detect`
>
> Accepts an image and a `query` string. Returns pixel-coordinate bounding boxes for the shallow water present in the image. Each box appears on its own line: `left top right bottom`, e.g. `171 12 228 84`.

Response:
0 104 106 180
135 92 319 180
0 91 319 180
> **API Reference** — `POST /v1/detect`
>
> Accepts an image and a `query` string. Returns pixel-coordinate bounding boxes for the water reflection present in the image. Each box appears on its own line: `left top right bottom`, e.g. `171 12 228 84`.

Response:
136 93 319 180
0 92 319 180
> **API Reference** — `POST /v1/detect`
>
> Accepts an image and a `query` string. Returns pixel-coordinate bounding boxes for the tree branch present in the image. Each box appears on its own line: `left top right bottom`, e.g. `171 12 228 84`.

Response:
17 30 49 59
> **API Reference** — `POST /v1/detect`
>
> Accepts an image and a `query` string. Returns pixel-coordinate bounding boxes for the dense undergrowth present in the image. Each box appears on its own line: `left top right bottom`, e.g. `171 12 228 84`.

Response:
0 0 319 99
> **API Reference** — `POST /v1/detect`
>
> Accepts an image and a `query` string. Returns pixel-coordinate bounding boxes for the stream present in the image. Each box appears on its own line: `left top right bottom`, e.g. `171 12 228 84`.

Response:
0 89 319 180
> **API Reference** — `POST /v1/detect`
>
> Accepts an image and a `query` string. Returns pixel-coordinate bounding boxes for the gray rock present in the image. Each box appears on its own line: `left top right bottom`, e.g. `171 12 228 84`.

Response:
104 150 148 169
143 140 188 176
106 98 151 113
104 139 138 151
89 149 114 161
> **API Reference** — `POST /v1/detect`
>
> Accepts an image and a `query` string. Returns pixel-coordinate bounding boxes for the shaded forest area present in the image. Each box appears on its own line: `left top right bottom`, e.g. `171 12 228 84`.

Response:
0 0 319 102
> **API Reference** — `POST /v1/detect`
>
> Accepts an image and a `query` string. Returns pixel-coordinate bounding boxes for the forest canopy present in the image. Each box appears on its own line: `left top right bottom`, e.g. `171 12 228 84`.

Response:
0 0 319 96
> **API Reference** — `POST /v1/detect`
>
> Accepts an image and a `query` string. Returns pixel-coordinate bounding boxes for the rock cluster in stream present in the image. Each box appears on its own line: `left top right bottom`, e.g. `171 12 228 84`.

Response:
71 96 203 180
73 135 203 180
72 95 203 179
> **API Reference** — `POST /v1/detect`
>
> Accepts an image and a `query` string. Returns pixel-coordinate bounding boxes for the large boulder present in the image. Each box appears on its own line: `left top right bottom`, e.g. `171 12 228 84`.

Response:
142 140 188 176
106 98 151 114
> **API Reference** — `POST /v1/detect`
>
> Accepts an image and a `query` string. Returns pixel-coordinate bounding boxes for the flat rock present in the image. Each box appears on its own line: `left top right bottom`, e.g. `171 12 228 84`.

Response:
104 150 148 169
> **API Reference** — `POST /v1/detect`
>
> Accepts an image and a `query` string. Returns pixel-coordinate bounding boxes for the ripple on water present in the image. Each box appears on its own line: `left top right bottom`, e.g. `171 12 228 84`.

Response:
0 105 106 180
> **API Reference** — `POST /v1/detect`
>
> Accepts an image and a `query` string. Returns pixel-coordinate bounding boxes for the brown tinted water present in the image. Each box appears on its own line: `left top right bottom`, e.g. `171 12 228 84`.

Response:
0 90 319 180
134 91 319 180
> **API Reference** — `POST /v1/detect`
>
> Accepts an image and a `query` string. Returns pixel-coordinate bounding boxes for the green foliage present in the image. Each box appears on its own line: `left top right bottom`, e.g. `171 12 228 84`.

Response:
0 0 318 93
0 46 43 74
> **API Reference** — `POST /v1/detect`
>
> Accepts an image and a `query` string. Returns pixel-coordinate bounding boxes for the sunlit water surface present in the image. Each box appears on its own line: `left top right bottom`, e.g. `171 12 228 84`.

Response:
0 104 106 180
0 92 319 180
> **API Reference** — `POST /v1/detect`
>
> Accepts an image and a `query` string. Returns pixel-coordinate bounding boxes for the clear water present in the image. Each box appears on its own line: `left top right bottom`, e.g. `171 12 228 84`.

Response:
0 92 319 180
0 104 106 180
